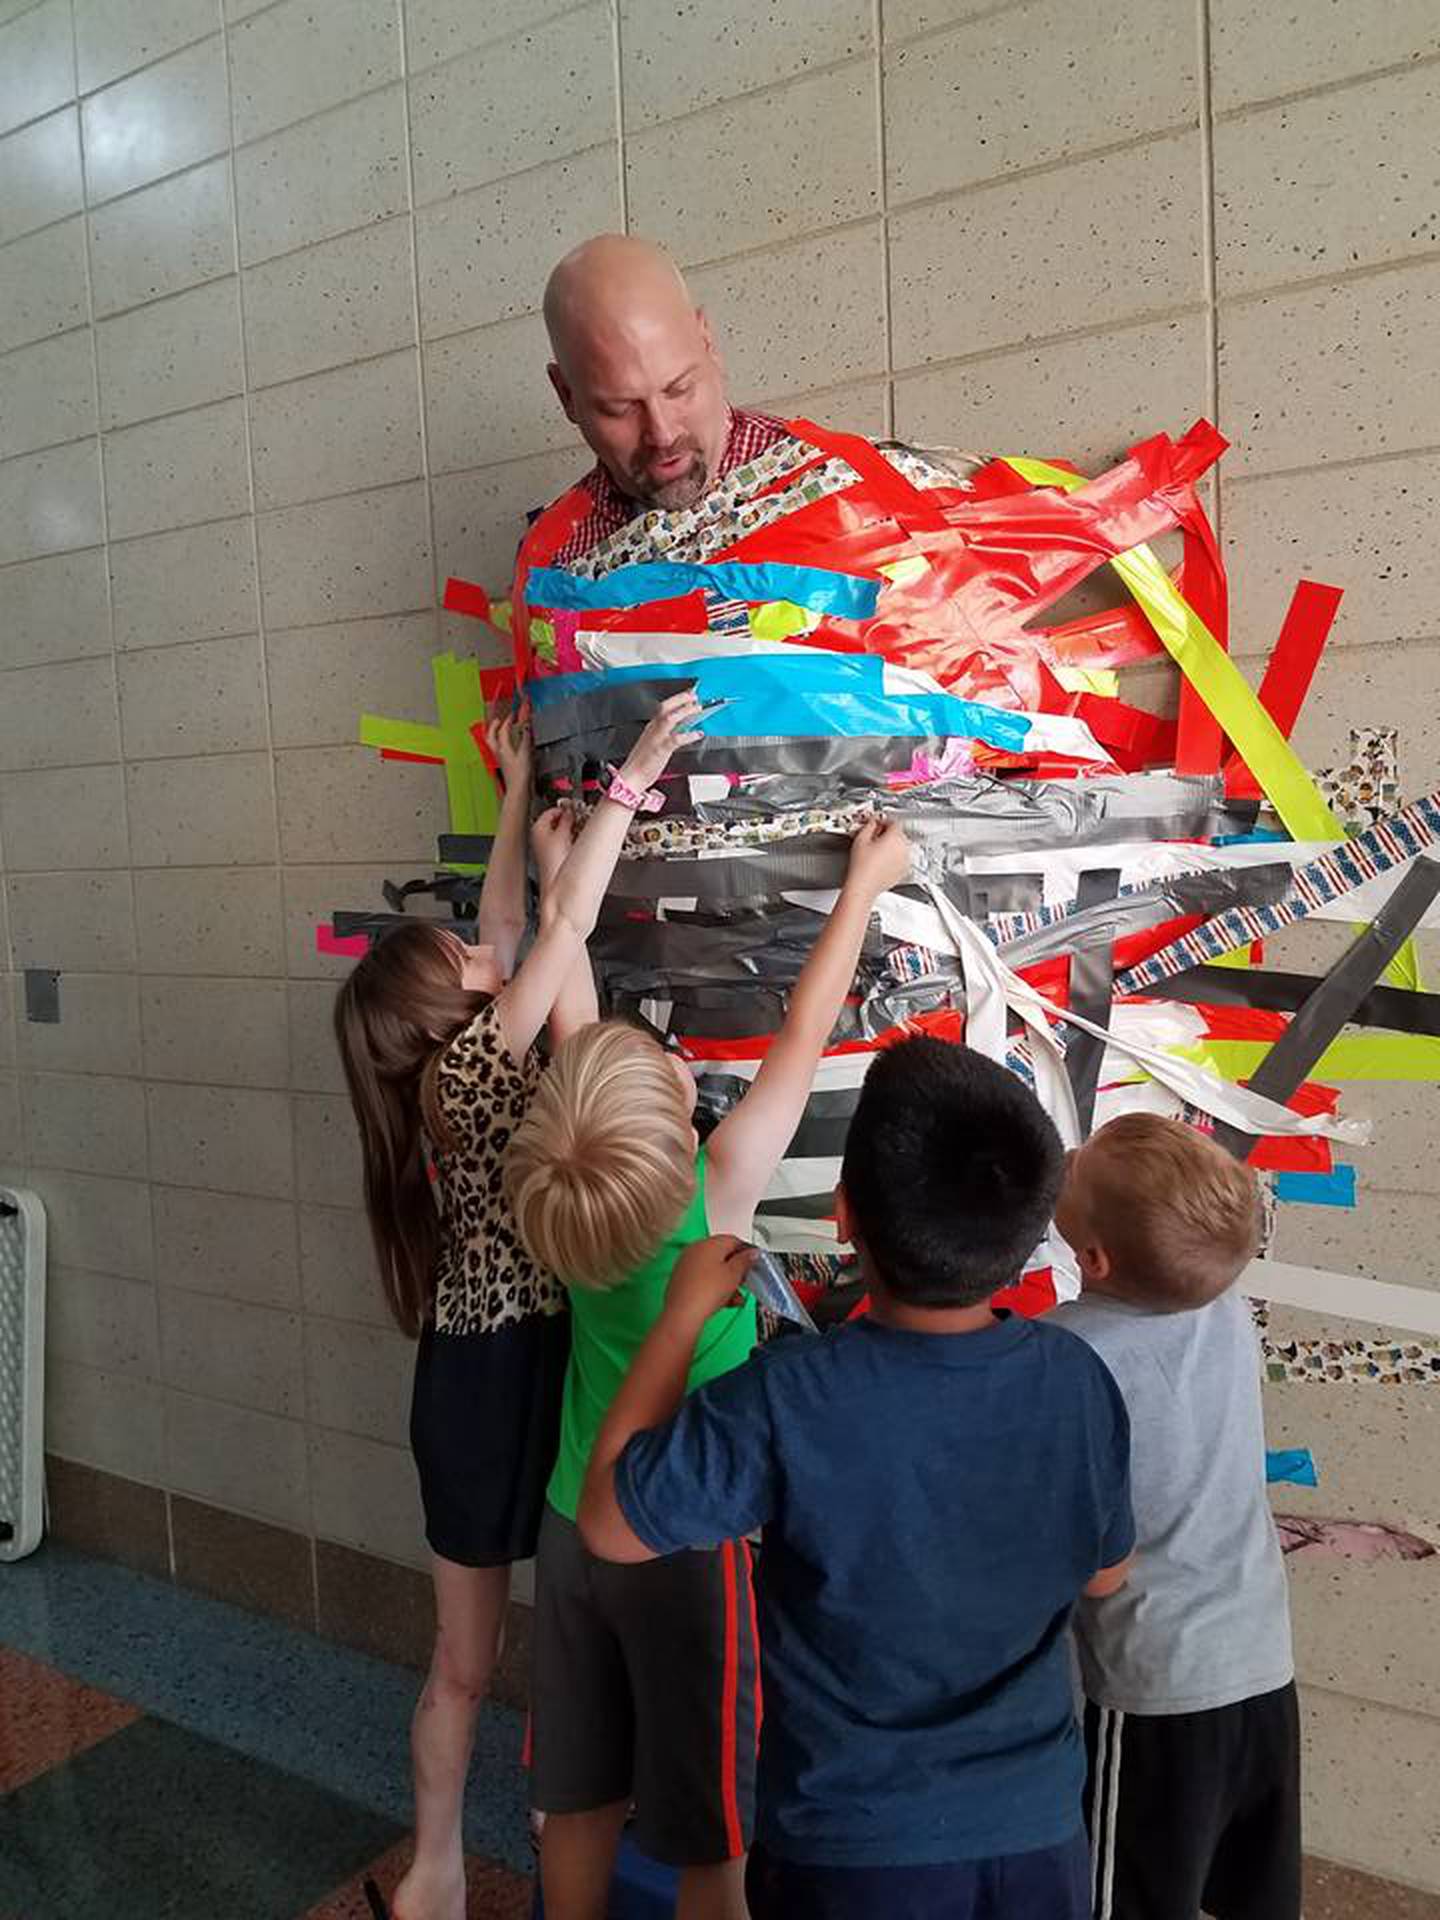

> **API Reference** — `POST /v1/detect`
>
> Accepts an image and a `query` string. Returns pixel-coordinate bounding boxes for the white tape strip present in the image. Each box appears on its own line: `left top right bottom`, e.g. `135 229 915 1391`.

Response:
1244 1260 1440 1337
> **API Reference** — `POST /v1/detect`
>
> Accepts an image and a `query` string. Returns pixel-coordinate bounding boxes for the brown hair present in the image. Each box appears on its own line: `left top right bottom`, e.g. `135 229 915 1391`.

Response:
1068 1114 1260 1310
505 1021 696 1289
333 922 488 1336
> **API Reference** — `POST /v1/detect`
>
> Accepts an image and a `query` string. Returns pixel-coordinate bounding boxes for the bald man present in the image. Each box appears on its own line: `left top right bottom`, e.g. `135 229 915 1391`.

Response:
541 233 789 562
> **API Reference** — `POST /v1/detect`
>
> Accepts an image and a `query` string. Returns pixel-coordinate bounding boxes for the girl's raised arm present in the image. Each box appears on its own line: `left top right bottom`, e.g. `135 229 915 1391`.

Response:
494 689 701 1061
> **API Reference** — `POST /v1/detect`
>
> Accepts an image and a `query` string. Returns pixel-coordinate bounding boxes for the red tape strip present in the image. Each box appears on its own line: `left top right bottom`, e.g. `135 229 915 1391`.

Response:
1224 580 1343 801
442 575 493 621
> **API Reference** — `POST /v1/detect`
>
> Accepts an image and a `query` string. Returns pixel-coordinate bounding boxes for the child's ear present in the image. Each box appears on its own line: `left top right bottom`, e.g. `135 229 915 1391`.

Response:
1077 1242 1112 1289
833 1183 856 1248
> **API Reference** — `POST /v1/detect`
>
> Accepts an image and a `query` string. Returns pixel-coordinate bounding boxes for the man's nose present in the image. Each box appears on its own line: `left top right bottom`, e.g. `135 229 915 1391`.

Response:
641 398 680 448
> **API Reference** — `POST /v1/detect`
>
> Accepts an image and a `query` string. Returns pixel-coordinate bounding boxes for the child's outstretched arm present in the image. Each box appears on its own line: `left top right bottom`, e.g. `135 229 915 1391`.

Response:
493 689 701 1061
474 706 532 978
531 805 600 1045
705 817 913 1235
580 1236 770 1564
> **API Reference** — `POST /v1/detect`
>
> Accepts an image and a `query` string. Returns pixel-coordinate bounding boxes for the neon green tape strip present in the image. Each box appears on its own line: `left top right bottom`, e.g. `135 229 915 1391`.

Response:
359 714 445 757
1003 454 1419 992
750 599 817 641
360 653 499 876
1175 1036 1440 1082
1053 665 1120 698
432 652 498 864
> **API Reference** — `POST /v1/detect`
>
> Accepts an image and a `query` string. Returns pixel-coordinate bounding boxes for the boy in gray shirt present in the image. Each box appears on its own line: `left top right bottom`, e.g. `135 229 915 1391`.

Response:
1052 1113 1298 1920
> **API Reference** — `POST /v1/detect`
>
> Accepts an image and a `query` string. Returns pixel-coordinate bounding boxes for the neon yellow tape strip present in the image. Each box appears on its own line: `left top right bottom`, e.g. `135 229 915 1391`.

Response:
1175 1036 1440 1082
359 652 499 875
1053 665 1120 698
359 715 444 758
750 599 818 641
1003 455 1419 991
432 651 499 863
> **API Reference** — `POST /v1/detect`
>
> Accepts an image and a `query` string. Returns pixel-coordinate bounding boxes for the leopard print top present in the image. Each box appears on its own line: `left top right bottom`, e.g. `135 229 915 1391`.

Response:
430 1000 565 1336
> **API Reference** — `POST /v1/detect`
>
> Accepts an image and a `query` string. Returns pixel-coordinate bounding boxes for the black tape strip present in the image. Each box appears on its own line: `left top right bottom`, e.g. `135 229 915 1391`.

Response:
332 911 485 943
1212 855 1440 1159
531 676 696 748
535 733 922 794
758 1192 837 1221
1147 963 1440 1038
437 836 494 867
24 969 61 1024
1063 870 1121 1136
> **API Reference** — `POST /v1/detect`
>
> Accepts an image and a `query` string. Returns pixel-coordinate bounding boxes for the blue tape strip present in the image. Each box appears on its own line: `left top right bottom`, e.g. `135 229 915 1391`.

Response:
1266 1447 1318 1487
1272 1165 1358 1208
529 654 1032 751
527 560 882 620
1213 828 1294 846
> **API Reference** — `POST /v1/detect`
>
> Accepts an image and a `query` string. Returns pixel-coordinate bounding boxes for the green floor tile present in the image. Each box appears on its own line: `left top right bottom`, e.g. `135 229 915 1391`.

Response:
0 1714 404 1919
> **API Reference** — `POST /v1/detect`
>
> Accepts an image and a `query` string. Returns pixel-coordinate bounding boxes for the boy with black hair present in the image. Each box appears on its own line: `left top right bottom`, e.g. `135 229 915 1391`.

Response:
1052 1114 1298 1920
577 1036 1136 1920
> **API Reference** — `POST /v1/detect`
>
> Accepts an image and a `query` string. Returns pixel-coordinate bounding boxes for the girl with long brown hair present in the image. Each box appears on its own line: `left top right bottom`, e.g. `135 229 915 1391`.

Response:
334 690 702 1920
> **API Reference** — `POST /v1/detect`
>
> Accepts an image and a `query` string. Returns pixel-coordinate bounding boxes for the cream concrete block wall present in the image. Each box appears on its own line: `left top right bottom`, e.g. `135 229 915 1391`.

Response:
0 0 1437 1883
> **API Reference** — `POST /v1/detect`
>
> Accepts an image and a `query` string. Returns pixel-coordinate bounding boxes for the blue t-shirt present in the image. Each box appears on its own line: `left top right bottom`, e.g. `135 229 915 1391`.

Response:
616 1313 1134 1869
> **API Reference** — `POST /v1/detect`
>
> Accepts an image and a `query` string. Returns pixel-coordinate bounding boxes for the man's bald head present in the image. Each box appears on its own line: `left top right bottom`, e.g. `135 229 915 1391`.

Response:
543 234 730 511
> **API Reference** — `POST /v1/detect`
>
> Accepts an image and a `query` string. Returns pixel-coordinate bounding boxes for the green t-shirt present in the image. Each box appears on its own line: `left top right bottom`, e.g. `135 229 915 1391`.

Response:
546 1151 758 1521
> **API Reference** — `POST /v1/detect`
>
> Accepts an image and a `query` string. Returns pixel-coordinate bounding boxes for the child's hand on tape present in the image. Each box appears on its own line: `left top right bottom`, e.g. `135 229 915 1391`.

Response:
845 815 913 899
663 1235 757 1327
532 805 575 888
486 700 532 791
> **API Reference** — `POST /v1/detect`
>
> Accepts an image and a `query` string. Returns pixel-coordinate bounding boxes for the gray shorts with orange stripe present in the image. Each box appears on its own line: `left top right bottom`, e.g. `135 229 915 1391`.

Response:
530 1505 759 1865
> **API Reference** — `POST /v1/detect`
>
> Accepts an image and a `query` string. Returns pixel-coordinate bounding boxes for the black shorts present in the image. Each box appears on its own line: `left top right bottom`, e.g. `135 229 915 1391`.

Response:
1084 1682 1301 1920
746 1834 1090 1920
409 1312 569 1567
530 1506 759 1866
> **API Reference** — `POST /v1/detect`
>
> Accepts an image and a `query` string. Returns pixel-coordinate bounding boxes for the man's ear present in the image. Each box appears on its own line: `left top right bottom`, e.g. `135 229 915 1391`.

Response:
696 307 723 369
547 361 578 423
833 1183 856 1249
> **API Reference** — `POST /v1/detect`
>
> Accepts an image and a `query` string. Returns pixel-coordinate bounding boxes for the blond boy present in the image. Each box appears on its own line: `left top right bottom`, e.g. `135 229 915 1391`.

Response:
1052 1115 1298 1920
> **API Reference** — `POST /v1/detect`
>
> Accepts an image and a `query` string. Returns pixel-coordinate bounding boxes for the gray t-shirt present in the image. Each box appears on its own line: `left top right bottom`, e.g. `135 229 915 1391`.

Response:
1050 1284 1293 1715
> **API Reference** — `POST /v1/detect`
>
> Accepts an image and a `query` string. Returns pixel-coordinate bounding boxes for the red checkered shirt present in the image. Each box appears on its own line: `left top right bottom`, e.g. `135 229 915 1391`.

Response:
549 407 791 567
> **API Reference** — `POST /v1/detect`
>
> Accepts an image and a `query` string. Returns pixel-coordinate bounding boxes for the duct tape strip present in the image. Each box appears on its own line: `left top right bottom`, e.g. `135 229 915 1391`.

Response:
992 864 1295 968
1003 456 1347 849
23 968 60 1023
1063 870 1120 1135
929 888 1369 1149
526 559 882 621
1267 1448 1318 1487
1275 1518 1437 1557
1185 1032 1440 1083
1260 1318 1440 1386
438 835 496 867
1117 789 1440 992
1247 1258 1440 1337
1210 855 1440 1156
1147 963 1440 1038
1225 580 1342 802
442 575 493 622
1272 1166 1357 1207
603 838 857 902
317 925 369 958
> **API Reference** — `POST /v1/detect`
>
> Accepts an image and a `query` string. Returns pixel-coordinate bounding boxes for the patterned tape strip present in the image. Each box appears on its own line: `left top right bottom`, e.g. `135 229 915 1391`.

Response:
1116 788 1440 993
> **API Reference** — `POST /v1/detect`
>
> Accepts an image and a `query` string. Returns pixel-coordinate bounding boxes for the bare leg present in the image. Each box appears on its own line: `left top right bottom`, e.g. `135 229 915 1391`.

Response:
676 1858 749 1920
539 1800 630 1920
392 1556 511 1920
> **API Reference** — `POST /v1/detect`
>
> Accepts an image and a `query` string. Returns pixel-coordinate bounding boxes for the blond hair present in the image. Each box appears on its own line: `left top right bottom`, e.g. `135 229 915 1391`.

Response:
504 1021 696 1289
1073 1114 1260 1309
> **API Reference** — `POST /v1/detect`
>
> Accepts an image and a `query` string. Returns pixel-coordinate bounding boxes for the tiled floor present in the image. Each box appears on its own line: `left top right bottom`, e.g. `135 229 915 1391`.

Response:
0 1544 533 1919
3 1544 1437 1918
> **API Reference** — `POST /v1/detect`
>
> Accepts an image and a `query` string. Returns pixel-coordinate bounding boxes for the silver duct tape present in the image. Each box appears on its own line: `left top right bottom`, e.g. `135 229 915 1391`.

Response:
1062 869 1121 1137
993 863 1294 969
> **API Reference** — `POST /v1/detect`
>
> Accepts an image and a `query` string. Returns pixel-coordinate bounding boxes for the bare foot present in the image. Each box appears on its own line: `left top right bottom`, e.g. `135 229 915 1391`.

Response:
390 1856 467 1920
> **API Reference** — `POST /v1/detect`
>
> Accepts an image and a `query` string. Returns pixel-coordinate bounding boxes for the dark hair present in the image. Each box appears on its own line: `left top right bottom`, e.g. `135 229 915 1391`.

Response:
333 922 489 1337
840 1036 1064 1307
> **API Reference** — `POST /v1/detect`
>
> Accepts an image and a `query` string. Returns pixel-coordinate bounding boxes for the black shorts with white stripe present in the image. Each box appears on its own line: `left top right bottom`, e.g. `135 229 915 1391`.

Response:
1083 1683 1301 1920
